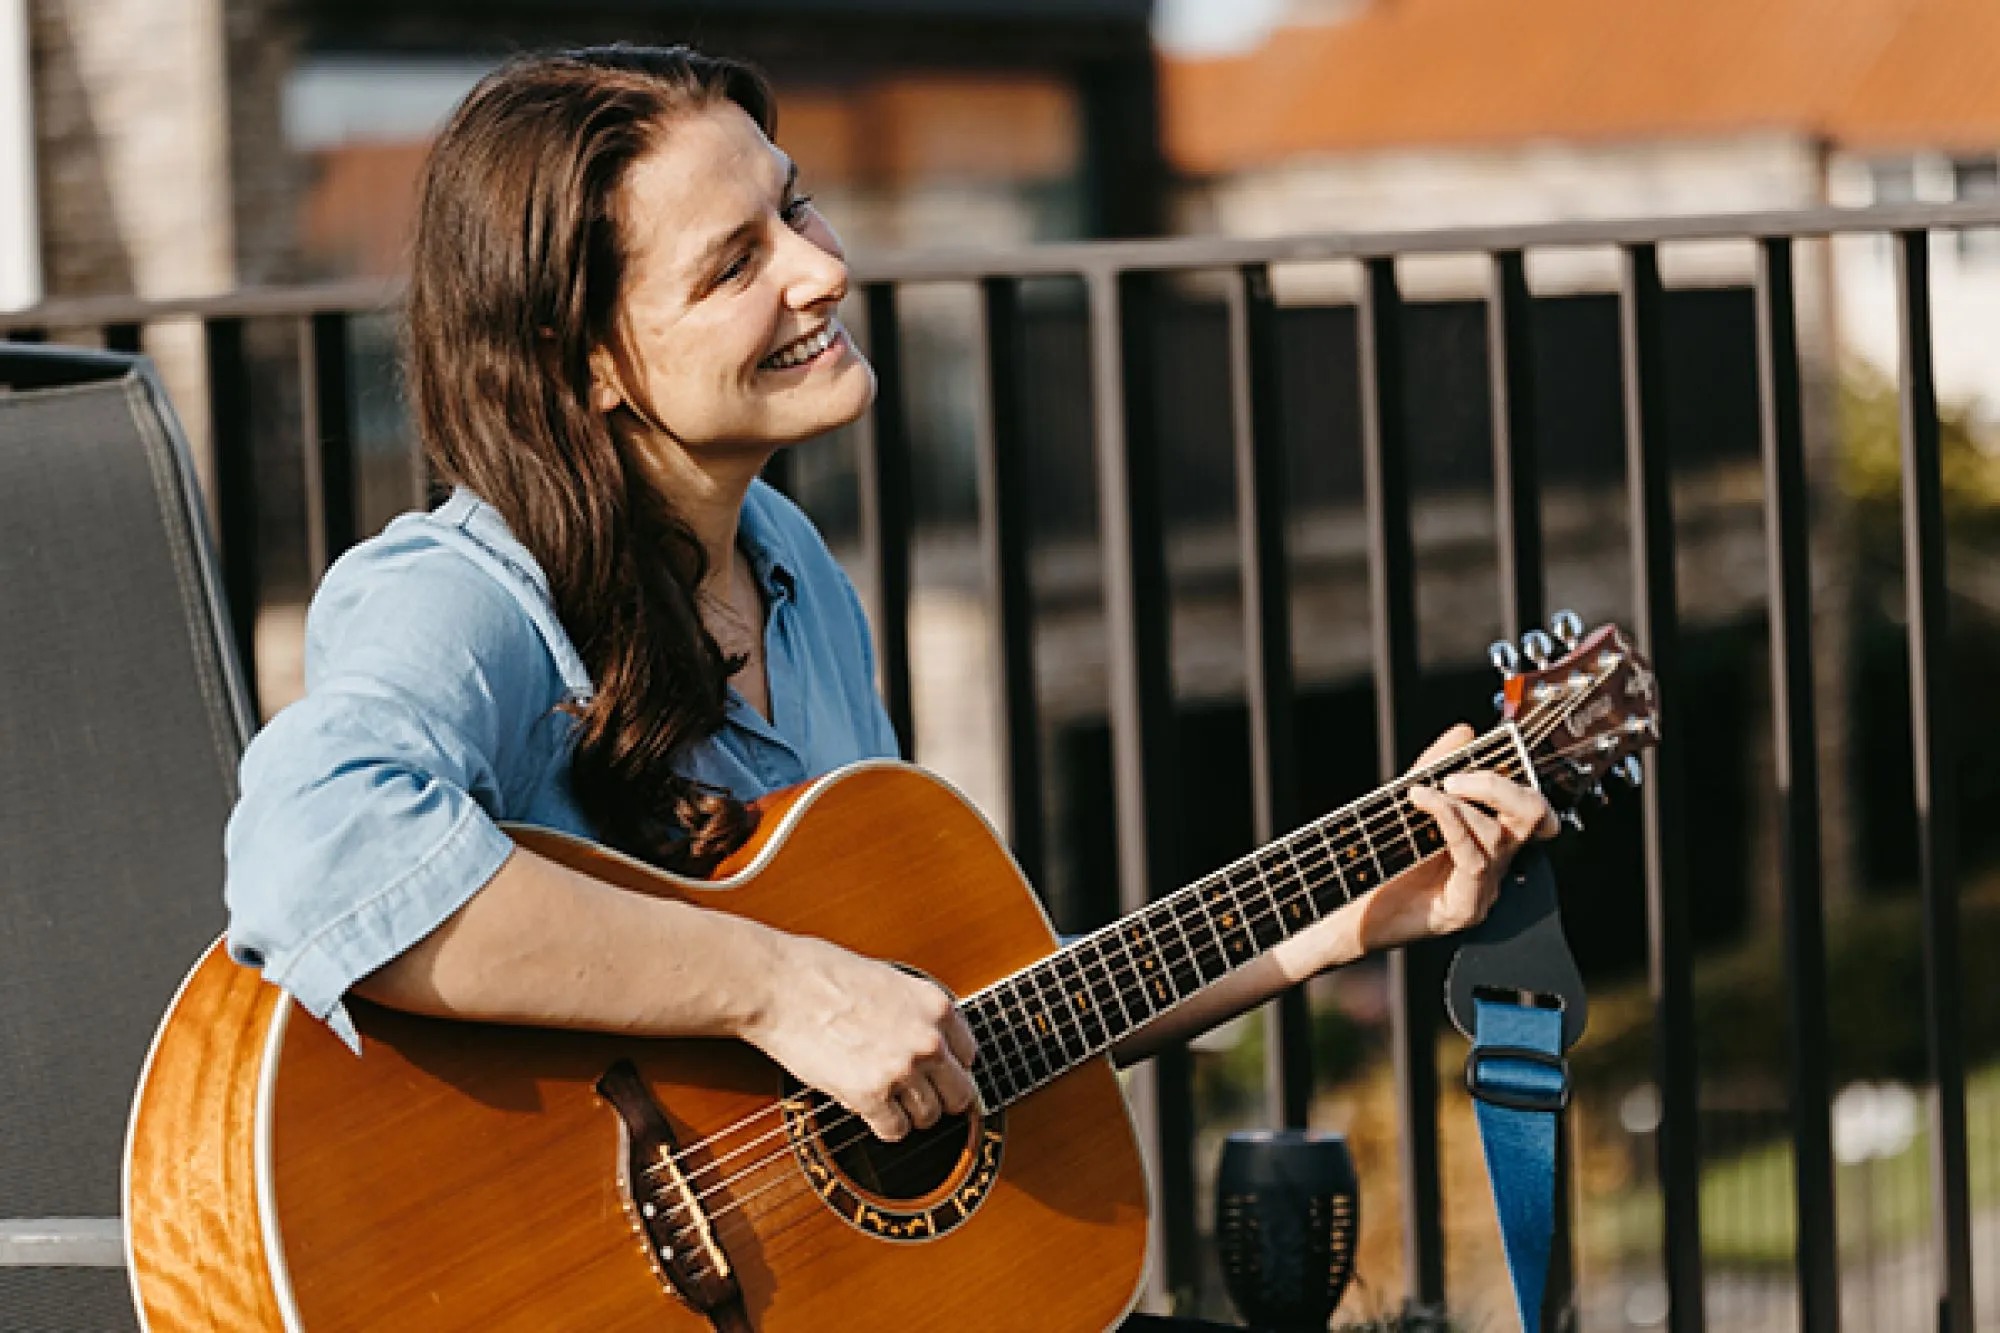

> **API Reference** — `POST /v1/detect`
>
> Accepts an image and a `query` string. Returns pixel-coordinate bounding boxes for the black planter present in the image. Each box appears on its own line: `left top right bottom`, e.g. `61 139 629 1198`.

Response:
1214 1130 1360 1333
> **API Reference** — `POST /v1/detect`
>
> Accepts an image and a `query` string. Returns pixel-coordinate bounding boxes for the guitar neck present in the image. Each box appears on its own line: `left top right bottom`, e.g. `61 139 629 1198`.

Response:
959 722 1538 1112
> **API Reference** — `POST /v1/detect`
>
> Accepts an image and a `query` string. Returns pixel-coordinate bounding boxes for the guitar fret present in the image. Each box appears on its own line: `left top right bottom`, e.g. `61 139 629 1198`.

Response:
1391 794 1422 873
1271 839 1323 935
1079 935 1136 1039
1157 897 1211 995
1107 922 1158 1027
992 978 1053 1085
1309 822 1352 909
1166 889 1220 985
1051 951 1109 1052
1410 805 1447 858
1024 962 1088 1068
1354 802 1389 886
1199 878 1256 969
961 1004 1016 1106
1330 812 1381 894
1122 917 1180 1014
1245 852 1293 950
961 722 1580 1114
971 996 1034 1105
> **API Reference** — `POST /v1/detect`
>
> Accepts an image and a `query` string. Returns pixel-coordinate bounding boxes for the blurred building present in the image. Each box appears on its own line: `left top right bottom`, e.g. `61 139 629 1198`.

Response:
1161 0 2000 414
12 0 1162 307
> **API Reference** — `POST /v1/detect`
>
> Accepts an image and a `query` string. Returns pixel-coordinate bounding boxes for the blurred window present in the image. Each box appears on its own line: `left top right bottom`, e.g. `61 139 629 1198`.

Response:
1870 158 1917 206
1954 156 2000 265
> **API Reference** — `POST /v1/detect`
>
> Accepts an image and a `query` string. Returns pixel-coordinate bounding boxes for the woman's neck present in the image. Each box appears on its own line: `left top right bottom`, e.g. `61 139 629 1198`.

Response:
631 435 777 595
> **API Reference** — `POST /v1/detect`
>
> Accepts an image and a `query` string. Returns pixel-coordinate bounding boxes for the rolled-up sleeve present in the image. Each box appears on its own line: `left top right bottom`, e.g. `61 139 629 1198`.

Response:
223 537 558 1048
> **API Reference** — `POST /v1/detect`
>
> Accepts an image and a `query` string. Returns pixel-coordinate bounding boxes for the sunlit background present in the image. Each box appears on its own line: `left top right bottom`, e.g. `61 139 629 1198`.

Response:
10 1 2000 1329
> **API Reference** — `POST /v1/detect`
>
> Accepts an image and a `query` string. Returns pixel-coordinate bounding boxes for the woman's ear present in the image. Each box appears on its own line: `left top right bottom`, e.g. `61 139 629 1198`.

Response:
586 344 626 415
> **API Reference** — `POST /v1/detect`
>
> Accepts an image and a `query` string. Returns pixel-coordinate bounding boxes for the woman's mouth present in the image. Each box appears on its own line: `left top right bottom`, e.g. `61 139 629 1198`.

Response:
759 320 845 372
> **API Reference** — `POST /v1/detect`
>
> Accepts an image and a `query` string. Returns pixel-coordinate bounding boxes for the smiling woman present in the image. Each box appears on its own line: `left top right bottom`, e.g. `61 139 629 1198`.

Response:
209 42 1552 1332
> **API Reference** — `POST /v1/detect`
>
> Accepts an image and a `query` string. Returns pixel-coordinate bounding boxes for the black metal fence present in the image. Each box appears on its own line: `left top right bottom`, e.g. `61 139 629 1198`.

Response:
16 199 2000 1330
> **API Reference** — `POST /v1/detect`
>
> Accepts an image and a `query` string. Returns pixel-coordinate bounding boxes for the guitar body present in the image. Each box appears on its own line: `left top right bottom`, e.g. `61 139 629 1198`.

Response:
126 763 1151 1331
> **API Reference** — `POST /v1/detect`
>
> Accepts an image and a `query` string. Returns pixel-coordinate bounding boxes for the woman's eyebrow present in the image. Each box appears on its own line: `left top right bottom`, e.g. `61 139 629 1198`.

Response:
688 159 800 285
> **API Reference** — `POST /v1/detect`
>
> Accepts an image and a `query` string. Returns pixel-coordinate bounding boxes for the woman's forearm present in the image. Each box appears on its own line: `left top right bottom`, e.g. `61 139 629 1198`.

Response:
354 845 787 1038
1109 893 1370 1067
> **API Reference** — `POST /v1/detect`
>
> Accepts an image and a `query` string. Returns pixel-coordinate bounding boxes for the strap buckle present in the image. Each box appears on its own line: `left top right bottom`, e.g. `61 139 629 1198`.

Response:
1464 1044 1571 1113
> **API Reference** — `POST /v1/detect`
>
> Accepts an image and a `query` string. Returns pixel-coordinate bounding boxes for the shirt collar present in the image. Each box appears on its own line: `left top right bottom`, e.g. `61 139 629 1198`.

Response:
434 482 800 699
737 479 799 604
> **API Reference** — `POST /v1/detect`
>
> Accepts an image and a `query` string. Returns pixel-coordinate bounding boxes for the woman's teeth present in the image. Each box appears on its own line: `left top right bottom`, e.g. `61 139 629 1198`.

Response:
762 324 838 370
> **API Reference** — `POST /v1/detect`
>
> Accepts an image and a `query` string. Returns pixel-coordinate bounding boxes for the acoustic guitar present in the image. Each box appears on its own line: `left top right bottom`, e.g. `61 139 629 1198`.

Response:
124 620 1657 1332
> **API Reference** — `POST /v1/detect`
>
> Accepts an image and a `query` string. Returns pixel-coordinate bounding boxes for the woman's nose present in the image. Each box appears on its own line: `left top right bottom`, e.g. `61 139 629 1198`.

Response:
777 225 849 311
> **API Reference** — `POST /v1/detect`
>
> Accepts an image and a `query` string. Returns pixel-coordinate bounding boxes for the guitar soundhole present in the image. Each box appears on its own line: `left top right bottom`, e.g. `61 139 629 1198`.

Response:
824 1109 970 1202
783 1079 1006 1241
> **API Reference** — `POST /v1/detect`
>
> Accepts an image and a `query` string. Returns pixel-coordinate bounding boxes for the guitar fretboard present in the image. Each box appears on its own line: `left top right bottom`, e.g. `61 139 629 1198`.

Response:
958 724 1536 1112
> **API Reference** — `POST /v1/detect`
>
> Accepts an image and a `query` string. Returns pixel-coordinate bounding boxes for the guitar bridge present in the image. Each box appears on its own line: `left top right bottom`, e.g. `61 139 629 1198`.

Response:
596 1060 749 1331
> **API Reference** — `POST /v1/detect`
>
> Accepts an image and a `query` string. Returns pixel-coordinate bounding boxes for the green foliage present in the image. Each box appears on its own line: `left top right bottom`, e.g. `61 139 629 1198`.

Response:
1192 989 1380 1120
1840 363 2000 545
1572 880 2000 1097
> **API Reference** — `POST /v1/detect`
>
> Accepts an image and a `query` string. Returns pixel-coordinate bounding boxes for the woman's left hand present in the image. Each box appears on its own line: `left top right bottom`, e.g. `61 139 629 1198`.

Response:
1112 722 1559 1065
1355 722 1559 954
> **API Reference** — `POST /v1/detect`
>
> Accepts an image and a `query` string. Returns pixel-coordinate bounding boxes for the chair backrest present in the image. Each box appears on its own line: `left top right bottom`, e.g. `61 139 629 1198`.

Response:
0 343 253 1331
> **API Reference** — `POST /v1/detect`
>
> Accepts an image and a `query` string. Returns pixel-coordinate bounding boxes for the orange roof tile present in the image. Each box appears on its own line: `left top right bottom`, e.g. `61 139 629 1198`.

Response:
1163 0 2000 174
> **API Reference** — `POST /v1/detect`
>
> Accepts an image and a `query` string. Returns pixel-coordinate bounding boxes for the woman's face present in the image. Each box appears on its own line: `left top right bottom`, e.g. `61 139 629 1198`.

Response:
592 100 875 457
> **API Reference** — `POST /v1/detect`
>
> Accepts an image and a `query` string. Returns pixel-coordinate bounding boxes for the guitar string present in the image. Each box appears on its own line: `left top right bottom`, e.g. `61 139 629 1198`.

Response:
652 728 1632 1276
646 725 1536 1204
650 707 1643 1267
645 692 1634 1218
644 692 1640 1234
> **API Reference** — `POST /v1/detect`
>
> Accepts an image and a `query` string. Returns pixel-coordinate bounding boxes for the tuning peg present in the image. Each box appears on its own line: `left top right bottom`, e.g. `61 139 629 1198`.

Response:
1551 609 1583 651
1492 691 1507 714
1560 807 1585 832
1521 629 1554 669
1615 755 1644 787
1489 640 1520 677
1591 783 1610 805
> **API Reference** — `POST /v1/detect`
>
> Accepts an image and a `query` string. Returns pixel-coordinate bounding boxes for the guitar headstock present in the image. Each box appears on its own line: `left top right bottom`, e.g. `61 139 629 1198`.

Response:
1491 613 1658 816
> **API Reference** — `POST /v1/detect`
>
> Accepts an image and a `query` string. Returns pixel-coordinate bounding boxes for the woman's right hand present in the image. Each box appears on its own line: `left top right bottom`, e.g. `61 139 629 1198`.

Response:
742 933 980 1142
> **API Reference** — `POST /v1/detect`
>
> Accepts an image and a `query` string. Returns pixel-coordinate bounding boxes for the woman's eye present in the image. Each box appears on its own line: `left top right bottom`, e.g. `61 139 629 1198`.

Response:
781 194 816 229
716 252 752 286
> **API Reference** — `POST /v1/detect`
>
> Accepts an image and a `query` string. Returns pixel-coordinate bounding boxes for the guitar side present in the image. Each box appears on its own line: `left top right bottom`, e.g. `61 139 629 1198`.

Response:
126 761 1152 1332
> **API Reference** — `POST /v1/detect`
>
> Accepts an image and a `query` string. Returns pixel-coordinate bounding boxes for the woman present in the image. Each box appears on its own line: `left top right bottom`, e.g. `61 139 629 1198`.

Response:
224 42 1552 1318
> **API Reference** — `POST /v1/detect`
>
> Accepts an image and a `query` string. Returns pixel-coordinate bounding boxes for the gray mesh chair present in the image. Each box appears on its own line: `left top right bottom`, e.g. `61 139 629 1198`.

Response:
0 343 253 1331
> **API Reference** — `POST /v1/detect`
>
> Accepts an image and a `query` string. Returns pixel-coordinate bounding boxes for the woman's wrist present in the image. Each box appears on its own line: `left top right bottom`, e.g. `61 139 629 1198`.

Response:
721 916 793 1043
1271 901 1367 982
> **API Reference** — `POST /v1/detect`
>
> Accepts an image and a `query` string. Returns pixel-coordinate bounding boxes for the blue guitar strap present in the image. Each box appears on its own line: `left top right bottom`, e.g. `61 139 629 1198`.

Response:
1467 996 1568 1331
1445 846 1583 1333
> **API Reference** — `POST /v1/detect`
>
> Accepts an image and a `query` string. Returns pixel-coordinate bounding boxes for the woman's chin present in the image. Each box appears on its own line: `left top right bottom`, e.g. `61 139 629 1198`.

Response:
778 359 876 440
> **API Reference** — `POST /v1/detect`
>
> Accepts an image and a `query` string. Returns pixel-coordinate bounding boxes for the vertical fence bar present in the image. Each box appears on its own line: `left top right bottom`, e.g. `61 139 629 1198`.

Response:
857 282 916 760
1755 236 1841 1333
205 315 260 717
1895 227 1975 1333
1359 254 1444 1310
1088 265 1196 1308
299 311 357 580
1227 263 1311 1128
102 322 142 356
1486 247 1578 1332
971 276 1046 887
1619 243 1704 1332
1488 250 1543 636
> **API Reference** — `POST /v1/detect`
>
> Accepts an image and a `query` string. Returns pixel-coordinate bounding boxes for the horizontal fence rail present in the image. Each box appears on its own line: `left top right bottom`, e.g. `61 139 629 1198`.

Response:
9 199 2000 1325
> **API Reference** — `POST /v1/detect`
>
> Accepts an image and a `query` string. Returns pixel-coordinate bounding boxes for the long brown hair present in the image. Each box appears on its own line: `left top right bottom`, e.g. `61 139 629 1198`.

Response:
406 45 769 873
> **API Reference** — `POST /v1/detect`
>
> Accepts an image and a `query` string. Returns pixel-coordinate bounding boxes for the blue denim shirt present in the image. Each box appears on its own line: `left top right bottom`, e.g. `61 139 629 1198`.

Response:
223 481 900 1048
